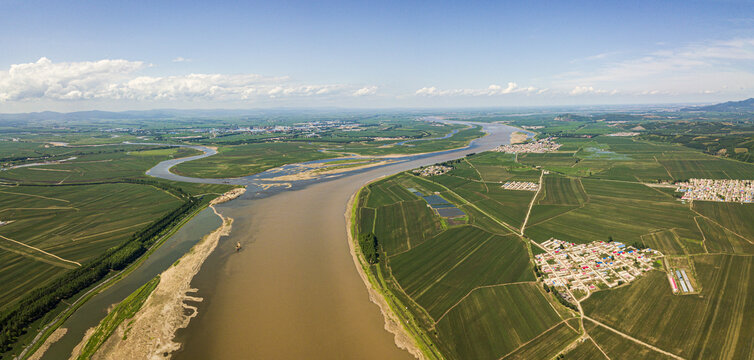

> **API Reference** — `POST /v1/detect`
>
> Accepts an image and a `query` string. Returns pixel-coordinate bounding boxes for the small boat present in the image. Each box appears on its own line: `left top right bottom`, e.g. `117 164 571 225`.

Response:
235 241 242 252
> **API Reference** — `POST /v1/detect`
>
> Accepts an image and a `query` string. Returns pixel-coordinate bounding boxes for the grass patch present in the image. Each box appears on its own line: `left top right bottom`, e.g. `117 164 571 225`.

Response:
75 276 160 359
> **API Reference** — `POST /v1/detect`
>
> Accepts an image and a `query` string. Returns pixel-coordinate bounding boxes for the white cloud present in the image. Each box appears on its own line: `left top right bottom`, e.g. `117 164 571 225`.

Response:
0 57 366 103
555 38 754 95
415 82 537 97
172 57 191 63
569 86 616 96
352 86 377 96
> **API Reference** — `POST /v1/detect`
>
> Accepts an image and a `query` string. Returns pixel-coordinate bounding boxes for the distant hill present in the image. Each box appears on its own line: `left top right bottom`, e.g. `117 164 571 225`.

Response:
682 98 754 112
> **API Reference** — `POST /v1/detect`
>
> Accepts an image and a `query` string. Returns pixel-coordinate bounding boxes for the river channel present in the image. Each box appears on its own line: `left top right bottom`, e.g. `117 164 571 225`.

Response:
42 120 526 359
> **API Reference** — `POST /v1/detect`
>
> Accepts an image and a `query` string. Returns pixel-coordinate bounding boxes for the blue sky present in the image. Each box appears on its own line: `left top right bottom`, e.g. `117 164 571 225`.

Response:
1 0 754 111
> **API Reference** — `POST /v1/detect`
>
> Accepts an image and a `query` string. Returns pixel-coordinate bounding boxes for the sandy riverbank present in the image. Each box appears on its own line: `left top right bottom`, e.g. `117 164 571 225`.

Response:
267 160 395 182
510 131 529 144
28 328 67 360
344 190 424 360
73 188 243 359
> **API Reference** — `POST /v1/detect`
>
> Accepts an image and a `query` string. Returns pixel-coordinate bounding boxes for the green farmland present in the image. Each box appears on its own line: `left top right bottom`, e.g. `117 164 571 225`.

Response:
583 255 754 359
0 183 183 310
0 140 236 356
353 130 754 359
355 171 576 360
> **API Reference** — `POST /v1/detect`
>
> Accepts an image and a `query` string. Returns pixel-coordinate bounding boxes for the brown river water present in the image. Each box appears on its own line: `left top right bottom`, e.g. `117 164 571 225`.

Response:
169 122 519 359
28 121 518 360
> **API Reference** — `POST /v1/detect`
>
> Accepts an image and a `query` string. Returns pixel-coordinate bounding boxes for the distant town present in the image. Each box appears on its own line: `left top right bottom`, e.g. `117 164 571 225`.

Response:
492 138 561 154
675 178 754 203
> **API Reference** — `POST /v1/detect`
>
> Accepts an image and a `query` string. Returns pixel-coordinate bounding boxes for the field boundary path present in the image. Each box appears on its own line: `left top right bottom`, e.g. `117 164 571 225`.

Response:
520 169 544 236
0 234 81 267
584 316 685 360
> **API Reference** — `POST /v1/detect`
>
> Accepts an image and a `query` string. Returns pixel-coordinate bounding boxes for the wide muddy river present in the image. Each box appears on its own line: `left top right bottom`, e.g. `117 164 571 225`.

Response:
43 121 522 359
167 121 521 359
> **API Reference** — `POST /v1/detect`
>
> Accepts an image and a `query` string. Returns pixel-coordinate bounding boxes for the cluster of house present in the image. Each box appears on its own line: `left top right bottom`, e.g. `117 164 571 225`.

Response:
607 132 640 137
501 181 539 191
492 138 561 154
412 165 453 177
675 178 754 203
535 239 662 294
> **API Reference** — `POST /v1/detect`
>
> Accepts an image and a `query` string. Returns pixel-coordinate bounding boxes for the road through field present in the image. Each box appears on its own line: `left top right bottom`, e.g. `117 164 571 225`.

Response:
520 169 545 235
142 121 520 359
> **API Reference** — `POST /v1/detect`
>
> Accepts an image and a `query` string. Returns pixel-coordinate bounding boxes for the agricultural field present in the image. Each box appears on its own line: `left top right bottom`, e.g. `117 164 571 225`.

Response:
0 146 200 184
538 174 588 205
336 125 485 157
582 255 754 359
171 142 334 178
354 121 754 359
502 320 580 359
0 183 184 310
356 173 583 360
583 321 674 360
564 338 609 359
0 127 238 356
434 283 568 360
692 201 754 242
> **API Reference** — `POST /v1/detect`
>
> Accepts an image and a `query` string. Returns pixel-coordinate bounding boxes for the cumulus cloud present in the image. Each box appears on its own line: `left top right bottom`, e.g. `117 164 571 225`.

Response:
352 86 377 96
415 82 537 96
0 57 367 103
172 57 191 63
569 86 616 96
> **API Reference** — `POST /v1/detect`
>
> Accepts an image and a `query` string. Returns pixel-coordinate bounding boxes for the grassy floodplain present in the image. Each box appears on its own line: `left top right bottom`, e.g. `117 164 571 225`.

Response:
353 121 754 359
74 276 160 359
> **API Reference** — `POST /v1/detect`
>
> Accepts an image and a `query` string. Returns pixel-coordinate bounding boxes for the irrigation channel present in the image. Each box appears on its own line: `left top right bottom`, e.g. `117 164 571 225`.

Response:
39 120 529 360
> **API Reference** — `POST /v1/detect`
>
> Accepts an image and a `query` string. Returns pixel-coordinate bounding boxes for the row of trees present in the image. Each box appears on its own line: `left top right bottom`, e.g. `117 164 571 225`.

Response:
0 188 200 353
358 232 380 264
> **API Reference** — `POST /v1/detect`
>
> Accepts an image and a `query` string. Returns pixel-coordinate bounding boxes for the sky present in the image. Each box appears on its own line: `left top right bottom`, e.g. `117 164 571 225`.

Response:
1 0 754 112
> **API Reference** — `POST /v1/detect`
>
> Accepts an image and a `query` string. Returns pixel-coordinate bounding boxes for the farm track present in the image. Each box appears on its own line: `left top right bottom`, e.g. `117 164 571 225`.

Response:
584 316 685 360
0 234 81 267
520 170 544 236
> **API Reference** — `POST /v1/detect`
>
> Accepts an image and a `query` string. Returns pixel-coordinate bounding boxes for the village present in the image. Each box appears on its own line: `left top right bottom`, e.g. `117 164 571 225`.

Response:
491 137 561 153
501 181 539 191
535 239 662 298
413 164 453 177
607 132 640 137
675 178 754 203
